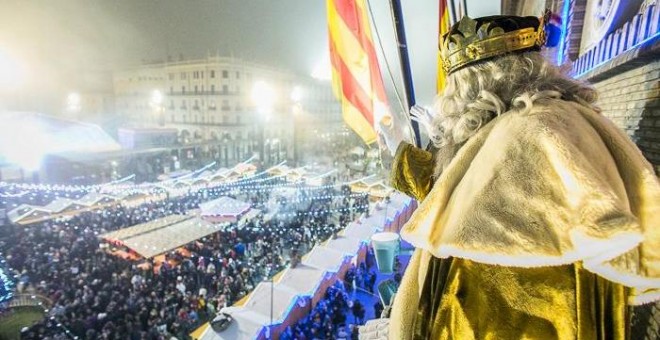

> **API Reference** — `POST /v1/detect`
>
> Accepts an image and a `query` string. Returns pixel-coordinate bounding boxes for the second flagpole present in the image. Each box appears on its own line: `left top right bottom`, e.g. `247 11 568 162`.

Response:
388 0 422 148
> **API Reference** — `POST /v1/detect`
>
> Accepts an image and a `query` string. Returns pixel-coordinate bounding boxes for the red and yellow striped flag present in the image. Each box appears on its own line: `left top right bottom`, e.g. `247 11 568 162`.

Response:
327 0 389 144
437 0 451 92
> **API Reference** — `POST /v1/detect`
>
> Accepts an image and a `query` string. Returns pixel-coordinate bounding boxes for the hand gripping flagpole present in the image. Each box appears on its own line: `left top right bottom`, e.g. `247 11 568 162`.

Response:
388 0 422 148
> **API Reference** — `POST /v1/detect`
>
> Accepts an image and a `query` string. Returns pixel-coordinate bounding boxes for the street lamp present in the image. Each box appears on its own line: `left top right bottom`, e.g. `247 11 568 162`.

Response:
66 92 82 114
251 81 275 167
311 55 332 81
291 86 304 166
290 86 303 103
0 49 26 93
150 89 165 126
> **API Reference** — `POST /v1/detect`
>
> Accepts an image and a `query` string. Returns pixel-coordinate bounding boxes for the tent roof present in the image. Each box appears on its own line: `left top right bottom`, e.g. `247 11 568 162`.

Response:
342 221 378 241
266 164 291 175
200 196 251 217
100 215 217 258
275 264 326 297
324 236 364 255
43 198 79 213
76 192 117 206
7 204 51 224
100 215 189 241
234 163 257 173
241 282 300 324
302 245 348 272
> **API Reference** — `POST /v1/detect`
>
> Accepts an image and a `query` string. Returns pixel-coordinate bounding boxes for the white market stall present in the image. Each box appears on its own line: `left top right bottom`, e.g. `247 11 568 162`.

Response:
199 196 252 223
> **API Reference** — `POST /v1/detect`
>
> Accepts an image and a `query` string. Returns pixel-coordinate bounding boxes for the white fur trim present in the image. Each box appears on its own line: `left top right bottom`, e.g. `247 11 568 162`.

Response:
629 290 660 306
407 230 644 269
583 262 660 290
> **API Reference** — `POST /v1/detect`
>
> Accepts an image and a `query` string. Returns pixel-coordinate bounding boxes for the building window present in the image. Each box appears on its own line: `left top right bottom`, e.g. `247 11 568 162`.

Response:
182 86 186 94
235 71 240 79
222 115 228 124
181 100 187 109
222 70 229 78
201 85 204 93
194 85 198 94
210 70 215 78
235 85 240 94
183 114 187 123
181 72 186 80
221 99 230 111
170 86 174 95
209 100 216 110
222 85 228 94
194 99 199 110
201 71 204 79
211 85 215 94
210 116 214 123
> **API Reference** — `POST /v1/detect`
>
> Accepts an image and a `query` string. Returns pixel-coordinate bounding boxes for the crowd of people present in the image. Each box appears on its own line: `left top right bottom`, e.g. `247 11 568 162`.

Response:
279 248 402 340
0 174 370 339
280 282 360 340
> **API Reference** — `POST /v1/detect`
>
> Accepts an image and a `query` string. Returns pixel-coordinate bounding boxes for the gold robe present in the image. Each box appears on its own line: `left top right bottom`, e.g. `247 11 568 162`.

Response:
388 99 660 339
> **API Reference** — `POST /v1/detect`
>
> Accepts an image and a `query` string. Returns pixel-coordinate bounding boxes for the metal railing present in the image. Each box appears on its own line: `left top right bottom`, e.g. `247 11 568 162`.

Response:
631 302 660 339
7 294 52 309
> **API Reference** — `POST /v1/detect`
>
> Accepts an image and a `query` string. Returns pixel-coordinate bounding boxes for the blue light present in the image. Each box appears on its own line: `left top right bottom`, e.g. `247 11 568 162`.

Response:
0 255 15 304
574 32 660 78
558 0 571 65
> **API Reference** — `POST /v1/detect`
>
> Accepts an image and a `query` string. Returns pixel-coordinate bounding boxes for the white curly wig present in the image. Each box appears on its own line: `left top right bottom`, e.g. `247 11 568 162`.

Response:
431 51 598 174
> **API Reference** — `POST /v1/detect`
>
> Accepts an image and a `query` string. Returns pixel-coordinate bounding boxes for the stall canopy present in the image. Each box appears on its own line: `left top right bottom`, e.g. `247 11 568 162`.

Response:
348 176 382 193
236 282 300 327
275 264 327 299
342 221 378 241
100 215 217 258
199 196 252 223
7 192 121 225
302 245 351 273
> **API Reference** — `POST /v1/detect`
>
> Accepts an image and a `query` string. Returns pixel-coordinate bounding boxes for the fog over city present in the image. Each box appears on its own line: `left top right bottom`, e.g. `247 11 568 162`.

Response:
0 0 498 112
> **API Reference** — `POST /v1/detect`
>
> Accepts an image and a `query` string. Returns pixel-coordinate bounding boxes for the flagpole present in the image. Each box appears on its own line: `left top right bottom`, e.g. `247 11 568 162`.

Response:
388 0 422 148
447 0 458 24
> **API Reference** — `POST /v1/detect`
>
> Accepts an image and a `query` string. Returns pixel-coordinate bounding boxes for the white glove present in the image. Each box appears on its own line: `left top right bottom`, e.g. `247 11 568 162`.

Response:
358 318 389 340
410 105 443 145
376 117 404 156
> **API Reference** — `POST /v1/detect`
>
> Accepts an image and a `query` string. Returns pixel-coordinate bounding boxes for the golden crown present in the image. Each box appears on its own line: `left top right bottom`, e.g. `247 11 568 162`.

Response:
440 13 549 75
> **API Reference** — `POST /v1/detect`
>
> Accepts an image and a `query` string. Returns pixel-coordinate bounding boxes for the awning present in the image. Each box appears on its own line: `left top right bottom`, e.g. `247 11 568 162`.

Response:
100 215 218 258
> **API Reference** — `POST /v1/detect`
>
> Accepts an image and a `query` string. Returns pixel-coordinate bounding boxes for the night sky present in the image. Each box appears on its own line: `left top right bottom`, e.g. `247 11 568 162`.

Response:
0 0 500 111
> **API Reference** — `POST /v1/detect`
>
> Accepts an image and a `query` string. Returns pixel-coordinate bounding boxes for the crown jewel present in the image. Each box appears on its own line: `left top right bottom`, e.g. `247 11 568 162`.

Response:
440 12 549 75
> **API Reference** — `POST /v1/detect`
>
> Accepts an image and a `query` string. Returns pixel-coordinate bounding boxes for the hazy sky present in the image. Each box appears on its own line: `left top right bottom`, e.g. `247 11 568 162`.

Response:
0 0 500 110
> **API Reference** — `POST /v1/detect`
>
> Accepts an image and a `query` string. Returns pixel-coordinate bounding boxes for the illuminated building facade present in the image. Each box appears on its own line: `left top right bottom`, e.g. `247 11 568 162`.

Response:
113 56 343 166
503 0 660 174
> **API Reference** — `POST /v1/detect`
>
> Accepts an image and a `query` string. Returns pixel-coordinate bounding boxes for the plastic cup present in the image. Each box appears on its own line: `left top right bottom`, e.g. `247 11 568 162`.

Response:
371 232 400 274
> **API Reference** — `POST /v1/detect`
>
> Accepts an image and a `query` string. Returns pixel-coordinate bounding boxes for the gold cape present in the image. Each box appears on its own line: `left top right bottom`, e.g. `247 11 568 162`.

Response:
388 99 660 339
